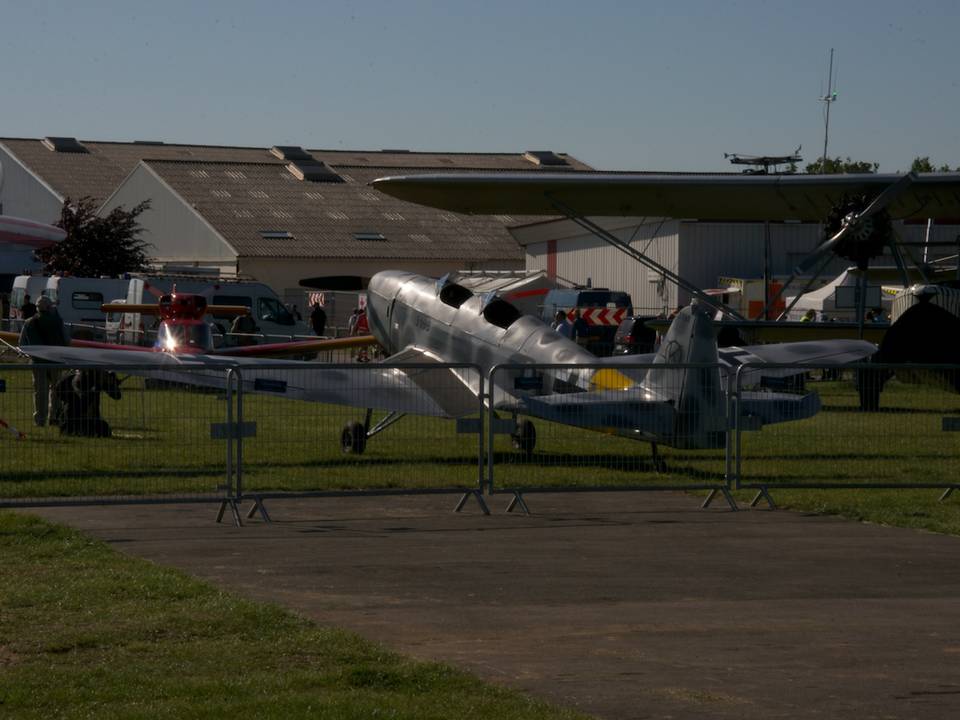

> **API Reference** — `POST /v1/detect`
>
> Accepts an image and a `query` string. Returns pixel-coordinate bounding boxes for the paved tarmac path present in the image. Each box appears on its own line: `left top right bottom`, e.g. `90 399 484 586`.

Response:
33 493 960 719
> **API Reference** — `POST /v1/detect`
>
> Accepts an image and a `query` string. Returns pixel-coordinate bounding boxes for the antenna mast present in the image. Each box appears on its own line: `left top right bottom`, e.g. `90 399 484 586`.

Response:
819 48 838 172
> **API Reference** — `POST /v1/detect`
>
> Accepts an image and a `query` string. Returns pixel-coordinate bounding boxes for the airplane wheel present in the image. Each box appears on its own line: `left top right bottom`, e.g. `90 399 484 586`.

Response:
340 421 367 454
511 419 536 457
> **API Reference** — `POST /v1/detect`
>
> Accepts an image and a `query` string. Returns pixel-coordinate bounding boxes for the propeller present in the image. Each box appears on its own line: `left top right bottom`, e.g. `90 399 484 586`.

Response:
760 173 918 321
796 172 915 273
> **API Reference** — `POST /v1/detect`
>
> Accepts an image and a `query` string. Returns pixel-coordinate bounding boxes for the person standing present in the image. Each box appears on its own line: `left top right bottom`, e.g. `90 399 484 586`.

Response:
310 303 327 336
20 293 37 322
552 310 573 338
571 308 589 345
19 296 68 426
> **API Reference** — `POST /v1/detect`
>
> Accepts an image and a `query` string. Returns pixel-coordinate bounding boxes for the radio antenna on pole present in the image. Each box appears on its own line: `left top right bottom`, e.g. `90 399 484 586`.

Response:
819 48 838 172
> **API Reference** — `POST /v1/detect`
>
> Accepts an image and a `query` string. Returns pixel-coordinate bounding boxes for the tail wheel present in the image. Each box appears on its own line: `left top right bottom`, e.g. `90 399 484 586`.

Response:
511 419 536 457
340 421 367 454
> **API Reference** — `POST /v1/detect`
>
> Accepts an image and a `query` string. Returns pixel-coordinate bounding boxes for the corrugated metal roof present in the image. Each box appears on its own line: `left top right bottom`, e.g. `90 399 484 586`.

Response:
142 160 543 262
0 137 593 205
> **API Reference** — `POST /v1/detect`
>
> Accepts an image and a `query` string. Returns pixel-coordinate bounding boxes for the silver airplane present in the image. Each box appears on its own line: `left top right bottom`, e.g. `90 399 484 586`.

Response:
14 270 874 461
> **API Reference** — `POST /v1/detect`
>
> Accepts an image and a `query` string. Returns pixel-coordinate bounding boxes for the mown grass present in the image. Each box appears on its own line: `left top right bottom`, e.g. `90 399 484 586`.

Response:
1 365 959 533
0 511 586 719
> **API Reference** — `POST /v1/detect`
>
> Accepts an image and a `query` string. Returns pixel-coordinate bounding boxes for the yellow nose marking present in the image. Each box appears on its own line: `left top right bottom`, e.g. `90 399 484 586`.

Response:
590 368 635 391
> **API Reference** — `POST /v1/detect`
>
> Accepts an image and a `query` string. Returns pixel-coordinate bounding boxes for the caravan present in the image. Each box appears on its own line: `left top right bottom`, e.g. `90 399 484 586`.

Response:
9 275 128 337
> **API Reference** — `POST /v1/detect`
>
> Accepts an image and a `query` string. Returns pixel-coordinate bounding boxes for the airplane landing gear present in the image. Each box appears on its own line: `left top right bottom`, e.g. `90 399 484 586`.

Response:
511 418 536 457
340 421 367 454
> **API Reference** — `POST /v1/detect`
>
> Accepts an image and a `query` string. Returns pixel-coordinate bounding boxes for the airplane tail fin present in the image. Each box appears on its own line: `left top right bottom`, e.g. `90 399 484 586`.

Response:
643 301 726 447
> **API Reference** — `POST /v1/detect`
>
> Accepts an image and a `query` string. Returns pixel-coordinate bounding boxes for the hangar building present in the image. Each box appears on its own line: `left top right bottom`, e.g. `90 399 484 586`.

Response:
0 137 590 297
511 212 959 315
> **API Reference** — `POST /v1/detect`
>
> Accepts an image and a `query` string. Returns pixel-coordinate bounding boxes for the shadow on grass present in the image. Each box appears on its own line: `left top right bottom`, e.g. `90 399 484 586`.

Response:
1 467 224 483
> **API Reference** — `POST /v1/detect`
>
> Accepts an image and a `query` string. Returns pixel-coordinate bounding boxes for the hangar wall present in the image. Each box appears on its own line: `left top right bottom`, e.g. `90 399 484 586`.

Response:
0 145 63 224
100 164 239 277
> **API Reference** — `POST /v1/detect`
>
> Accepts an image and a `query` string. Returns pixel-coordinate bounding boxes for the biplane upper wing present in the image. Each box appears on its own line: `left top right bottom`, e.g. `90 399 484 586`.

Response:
371 172 960 222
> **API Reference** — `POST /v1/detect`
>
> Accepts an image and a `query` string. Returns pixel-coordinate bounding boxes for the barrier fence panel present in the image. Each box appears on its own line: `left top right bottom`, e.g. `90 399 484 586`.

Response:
232 362 485 507
487 362 734 508
0 361 236 507
735 362 960 498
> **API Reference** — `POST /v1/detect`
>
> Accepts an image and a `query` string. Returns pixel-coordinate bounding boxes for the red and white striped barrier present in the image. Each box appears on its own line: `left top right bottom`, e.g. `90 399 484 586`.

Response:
567 307 628 326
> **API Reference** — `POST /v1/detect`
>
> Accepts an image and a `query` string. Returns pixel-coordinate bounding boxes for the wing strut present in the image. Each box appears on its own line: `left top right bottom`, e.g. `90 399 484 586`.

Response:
547 197 747 321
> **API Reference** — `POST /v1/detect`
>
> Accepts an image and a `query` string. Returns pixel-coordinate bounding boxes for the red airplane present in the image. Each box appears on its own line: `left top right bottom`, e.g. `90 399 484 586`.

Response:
1 289 376 358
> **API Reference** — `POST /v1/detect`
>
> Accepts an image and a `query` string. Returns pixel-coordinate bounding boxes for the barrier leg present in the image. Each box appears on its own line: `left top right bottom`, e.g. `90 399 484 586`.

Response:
505 491 531 515
749 487 777 510
454 490 490 515
216 499 242 527
245 496 272 523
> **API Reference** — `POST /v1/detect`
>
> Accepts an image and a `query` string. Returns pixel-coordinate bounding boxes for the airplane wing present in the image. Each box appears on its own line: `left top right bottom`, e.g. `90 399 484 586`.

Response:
14 345 468 418
601 338 875 388
371 172 960 222
209 334 378 358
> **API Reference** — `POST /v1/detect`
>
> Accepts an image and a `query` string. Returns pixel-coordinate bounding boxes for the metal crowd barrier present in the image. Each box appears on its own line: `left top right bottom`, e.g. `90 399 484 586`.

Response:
2 357 959 523
734 361 960 508
229 362 487 520
0 361 237 517
487 362 736 512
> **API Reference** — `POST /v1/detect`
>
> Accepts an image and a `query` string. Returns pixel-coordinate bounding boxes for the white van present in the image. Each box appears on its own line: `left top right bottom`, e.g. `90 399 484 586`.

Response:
40 276 130 339
120 276 310 345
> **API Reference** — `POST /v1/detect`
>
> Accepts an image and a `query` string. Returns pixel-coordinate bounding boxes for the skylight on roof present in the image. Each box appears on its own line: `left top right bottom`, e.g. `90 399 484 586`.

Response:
42 137 89 154
259 230 294 239
326 211 349 220
382 212 405 221
354 232 387 242
270 145 313 161
249 190 269 199
523 150 569 167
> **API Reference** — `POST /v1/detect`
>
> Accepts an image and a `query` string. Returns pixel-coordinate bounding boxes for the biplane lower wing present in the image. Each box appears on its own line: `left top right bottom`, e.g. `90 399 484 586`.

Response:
17 345 466 418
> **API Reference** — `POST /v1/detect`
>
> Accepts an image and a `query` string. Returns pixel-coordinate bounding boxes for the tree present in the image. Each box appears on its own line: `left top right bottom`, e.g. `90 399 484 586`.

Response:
36 197 153 277
805 156 879 174
910 156 956 172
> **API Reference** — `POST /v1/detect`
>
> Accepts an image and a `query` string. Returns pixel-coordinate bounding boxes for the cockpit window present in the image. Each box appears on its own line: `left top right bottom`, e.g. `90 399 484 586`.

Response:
482 298 522 329
439 283 473 308
157 323 213 351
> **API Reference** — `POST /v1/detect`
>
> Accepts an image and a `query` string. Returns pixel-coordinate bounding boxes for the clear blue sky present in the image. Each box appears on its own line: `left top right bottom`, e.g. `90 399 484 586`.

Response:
2 0 957 172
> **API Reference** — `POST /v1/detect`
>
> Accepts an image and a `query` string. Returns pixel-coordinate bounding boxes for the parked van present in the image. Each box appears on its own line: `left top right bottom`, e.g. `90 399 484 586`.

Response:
10 275 128 338
540 288 633 356
40 276 129 339
120 276 310 345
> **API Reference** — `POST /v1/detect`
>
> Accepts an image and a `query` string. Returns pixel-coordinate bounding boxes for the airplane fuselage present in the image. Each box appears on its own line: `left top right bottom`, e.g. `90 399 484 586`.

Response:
366 271 604 398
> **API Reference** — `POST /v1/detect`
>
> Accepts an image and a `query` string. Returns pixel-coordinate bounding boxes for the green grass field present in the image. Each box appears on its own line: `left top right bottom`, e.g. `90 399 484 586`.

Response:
2 364 959 716
1 364 959 533
0 511 585 719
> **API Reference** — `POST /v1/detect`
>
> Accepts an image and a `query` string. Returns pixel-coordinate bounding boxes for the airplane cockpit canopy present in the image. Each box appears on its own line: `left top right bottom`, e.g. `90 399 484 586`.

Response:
157 322 214 352
439 283 473 308
436 273 474 309
480 292 522 329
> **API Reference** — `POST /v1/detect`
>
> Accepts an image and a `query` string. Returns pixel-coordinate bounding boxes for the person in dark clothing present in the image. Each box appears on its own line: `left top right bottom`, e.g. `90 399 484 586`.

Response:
229 314 260 346
20 294 37 322
19 296 68 426
310 303 327 336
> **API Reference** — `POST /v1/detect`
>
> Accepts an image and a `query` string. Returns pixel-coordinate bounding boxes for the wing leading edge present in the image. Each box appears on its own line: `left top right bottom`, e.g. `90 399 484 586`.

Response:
371 172 960 222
